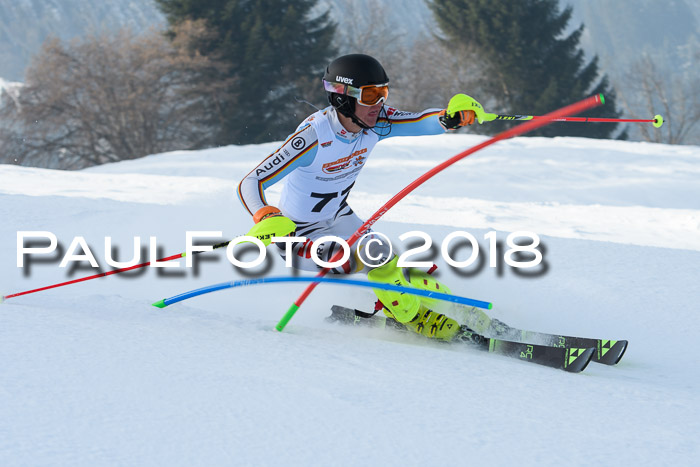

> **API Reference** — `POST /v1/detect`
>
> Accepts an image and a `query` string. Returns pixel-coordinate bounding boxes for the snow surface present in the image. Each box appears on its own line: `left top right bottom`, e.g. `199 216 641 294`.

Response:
0 77 22 104
1 134 699 465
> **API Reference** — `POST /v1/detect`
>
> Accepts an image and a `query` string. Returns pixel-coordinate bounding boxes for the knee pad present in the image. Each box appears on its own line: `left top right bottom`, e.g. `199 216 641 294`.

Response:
367 257 420 323
406 269 452 309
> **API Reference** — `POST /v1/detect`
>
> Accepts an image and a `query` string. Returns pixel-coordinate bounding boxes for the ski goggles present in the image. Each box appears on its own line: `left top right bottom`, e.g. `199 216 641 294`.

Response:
323 80 389 106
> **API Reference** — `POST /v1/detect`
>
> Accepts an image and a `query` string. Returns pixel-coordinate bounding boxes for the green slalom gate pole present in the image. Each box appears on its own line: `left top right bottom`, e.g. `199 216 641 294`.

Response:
275 94 606 332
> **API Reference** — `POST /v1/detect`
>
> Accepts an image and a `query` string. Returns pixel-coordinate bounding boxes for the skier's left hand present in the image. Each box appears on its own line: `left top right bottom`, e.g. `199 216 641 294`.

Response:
439 94 486 129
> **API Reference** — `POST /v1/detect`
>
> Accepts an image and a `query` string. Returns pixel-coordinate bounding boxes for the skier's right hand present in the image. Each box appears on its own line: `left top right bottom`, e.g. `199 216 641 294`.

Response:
247 206 296 246
439 94 486 129
439 108 476 129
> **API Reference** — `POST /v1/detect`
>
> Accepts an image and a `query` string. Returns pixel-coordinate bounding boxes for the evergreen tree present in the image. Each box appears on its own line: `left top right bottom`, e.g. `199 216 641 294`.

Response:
156 0 337 144
429 0 623 138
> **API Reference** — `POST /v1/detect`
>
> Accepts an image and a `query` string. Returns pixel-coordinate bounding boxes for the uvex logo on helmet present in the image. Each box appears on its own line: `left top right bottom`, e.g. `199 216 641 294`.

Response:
335 76 353 85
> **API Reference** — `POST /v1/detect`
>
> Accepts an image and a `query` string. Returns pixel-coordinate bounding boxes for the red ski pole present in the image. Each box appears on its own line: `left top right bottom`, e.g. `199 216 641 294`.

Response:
275 93 606 332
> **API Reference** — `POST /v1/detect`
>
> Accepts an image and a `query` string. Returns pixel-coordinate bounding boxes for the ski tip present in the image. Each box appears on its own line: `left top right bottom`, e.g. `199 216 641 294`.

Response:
565 347 595 373
487 302 493 310
594 339 629 365
616 340 629 363
610 340 628 365
152 299 167 308
600 341 629 365
598 93 605 104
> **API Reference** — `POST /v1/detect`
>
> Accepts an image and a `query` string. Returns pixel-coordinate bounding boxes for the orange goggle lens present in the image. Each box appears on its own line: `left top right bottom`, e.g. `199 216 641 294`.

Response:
323 80 389 106
358 85 389 106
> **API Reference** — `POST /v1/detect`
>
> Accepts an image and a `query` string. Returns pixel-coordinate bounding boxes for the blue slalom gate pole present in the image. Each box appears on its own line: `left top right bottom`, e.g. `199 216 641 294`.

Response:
152 276 492 310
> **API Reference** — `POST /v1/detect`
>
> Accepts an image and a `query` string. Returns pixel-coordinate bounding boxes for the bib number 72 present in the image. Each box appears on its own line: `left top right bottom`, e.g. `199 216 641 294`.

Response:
310 182 354 213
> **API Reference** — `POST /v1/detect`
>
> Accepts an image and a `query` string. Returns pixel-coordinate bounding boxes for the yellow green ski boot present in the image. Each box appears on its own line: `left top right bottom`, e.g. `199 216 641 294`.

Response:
367 257 461 341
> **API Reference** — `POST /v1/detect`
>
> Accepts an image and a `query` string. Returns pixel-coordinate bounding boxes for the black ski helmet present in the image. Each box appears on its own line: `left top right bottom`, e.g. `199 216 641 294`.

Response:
323 54 389 118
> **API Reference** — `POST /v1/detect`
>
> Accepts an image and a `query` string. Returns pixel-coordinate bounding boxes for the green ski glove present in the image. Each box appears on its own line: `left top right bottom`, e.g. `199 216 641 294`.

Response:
439 94 487 129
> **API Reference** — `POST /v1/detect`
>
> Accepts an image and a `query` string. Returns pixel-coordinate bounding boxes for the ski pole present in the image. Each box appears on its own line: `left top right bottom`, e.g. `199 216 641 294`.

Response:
275 93 605 332
484 113 664 128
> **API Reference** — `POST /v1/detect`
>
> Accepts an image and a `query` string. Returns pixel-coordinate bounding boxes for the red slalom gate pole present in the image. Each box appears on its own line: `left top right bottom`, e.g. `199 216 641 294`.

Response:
275 93 605 331
1 254 183 301
1 239 235 302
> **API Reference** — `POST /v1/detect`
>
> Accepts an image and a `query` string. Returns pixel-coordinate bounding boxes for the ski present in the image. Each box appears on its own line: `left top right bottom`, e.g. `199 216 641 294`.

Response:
328 306 594 373
330 304 626 366
449 305 628 365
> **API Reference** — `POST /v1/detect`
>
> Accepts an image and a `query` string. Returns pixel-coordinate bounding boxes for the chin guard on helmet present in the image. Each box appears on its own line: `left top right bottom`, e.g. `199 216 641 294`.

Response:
327 92 370 130
329 92 354 118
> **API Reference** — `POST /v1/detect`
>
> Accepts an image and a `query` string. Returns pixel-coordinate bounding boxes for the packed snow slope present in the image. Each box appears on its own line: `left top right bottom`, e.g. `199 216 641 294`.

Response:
1 133 699 465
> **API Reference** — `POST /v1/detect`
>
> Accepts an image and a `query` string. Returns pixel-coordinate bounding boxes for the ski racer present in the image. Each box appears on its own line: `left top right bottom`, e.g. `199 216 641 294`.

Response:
238 54 480 342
